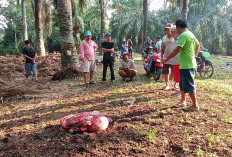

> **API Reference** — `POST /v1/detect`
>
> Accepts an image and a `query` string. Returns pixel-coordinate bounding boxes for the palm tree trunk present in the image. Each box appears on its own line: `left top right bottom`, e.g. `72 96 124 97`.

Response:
57 0 79 68
182 0 189 21
143 0 148 43
100 0 106 55
34 0 45 56
22 0 28 40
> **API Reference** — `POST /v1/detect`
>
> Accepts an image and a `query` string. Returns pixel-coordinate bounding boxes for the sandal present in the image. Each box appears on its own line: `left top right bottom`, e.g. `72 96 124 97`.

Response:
182 106 199 112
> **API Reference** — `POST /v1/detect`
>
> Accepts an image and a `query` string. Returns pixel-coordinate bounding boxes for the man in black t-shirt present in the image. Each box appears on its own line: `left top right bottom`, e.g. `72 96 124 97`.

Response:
22 40 38 80
102 33 115 81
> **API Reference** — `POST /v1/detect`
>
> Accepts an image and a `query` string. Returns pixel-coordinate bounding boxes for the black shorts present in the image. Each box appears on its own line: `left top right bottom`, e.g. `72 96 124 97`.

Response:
128 49 132 54
179 69 196 93
162 64 172 74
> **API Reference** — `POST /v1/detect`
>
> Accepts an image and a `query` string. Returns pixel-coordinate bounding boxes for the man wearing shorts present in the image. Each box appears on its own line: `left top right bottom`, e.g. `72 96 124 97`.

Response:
80 31 98 85
162 20 200 111
22 40 37 80
127 36 133 60
161 23 175 90
118 53 137 81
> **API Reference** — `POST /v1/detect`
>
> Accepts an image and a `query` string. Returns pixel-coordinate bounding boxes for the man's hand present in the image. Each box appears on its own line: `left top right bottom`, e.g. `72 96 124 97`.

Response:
82 58 86 62
161 58 167 63
124 67 129 71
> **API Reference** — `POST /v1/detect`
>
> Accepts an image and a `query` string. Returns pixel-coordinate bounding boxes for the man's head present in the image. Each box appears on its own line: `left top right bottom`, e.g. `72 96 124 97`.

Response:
175 20 188 34
123 41 126 45
129 35 132 39
24 40 30 46
171 25 178 39
146 37 150 41
123 53 129 62
156 35 161 41
85 31 92 41
165 23 172 36
105 33 111 42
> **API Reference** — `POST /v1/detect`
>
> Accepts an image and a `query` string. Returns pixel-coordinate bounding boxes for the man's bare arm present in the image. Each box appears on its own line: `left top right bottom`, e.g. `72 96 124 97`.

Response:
195 44 200 56
102 48 114 53
162 46 182 63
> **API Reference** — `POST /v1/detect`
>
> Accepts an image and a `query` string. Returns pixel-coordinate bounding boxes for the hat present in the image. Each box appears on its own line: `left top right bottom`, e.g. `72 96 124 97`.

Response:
171 25 177 31
156 35 161 39
122 52 128 57
85 31 92 36
105 33 111 37
165 23 173 29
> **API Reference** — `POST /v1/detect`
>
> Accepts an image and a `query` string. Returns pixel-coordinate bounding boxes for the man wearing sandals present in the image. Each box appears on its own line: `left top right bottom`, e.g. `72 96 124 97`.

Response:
80 31 98 85
162 20 200 111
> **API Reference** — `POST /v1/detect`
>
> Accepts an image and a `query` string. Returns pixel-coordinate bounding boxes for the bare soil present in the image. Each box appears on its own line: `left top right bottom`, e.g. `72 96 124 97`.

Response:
0 56 231 157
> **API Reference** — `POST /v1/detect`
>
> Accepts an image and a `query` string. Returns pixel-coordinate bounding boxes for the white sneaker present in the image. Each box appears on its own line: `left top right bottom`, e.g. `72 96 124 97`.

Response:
163 85 170 90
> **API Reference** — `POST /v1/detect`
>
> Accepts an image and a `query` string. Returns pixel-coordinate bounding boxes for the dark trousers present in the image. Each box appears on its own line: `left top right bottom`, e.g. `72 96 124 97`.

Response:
103 59 115 81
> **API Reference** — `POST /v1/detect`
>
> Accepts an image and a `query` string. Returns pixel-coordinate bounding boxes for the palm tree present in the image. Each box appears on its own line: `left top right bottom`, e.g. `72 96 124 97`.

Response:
21 0 28 40
56 0 79 68
34 0 45 56
143 0 148 43
182 0 189 21
71 0 86 53
99 0 106 55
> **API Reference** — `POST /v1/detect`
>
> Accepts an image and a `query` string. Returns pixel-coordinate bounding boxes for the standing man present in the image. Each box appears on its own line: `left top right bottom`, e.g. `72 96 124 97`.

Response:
161 23 175 90
80 31 98 85
22 40 37 80
155 35 162 52
127 36 133 60
102 33 115 82
118 53 137 81
162 20 200 111
144 37 152 51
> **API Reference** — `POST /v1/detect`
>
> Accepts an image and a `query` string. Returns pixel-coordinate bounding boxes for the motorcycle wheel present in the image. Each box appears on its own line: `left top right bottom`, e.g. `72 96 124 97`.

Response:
199 64 214 78
153 67 162 81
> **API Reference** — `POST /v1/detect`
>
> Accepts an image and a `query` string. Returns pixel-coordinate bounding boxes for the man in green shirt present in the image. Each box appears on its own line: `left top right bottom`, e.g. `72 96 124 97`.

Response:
162 20 200 111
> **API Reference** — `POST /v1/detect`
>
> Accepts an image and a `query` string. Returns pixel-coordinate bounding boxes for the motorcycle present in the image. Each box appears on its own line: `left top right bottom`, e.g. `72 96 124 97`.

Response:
142 46 153 61
144 51 163 81
195 51 214 78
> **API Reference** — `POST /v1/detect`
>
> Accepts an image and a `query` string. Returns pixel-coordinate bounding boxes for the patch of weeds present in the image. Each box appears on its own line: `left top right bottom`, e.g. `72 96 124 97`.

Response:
136 143 146 152
222 116 232 124
0 142 3 150
142 128 158 143
41 123 47 128
206 134 221 149
162 137 168 146
56 100 64 106
114 101 121 107
195 147 204 157
184 128 194 141
58 131 72 137
140 96 152 102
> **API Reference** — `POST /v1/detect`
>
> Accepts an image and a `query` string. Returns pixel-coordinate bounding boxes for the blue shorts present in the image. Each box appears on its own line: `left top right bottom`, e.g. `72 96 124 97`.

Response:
179 68 196 93
25 63 37 75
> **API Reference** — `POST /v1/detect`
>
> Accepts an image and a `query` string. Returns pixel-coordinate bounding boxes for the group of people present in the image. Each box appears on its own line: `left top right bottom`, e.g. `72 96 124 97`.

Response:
80 31 137 84
22 19 200 112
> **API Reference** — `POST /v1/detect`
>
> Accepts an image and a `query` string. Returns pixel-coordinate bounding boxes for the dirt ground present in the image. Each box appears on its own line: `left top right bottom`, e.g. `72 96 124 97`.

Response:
0 55 231 157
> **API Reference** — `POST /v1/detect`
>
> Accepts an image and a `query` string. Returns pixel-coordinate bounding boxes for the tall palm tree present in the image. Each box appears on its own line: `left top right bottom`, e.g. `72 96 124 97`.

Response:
21 0 28 40
34 0 45 56
71 0 86 53
56 0 79 68
182 0 189 21
143 0 148 43
99 0 106 55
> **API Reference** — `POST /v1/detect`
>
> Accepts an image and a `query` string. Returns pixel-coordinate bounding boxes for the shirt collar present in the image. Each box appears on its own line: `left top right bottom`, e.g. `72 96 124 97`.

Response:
85 39 92 43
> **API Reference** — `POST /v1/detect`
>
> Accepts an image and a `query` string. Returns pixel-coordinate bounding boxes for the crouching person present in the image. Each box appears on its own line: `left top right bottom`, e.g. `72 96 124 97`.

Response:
118 53 137 81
